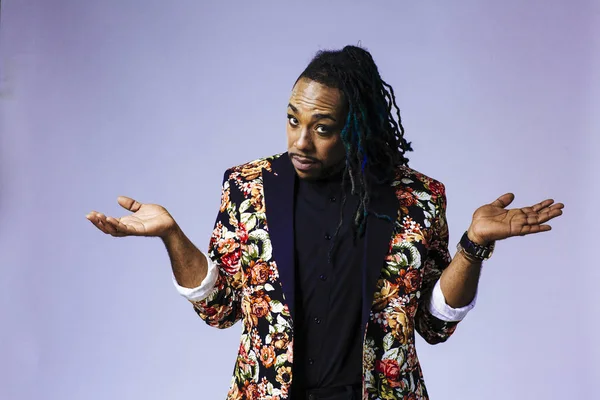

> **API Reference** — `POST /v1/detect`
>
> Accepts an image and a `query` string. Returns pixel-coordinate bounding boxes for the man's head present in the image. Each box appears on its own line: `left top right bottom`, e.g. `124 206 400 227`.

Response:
286 78 348 180
286 45 413 232
287 45 412 181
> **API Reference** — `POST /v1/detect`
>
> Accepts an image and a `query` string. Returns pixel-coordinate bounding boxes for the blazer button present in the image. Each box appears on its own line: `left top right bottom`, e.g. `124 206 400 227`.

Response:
319 274 327 281
324 233 332 240
314 317 321 324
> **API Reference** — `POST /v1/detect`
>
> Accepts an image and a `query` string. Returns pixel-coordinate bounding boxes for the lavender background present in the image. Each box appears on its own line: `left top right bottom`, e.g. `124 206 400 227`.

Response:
1 1 598 399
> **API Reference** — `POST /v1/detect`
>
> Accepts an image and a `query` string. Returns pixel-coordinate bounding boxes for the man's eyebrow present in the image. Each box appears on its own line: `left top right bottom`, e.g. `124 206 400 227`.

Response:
312 113 336 122
287 103 337 122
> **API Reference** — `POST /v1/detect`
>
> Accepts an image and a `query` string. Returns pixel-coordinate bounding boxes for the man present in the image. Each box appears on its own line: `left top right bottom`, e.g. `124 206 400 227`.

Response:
87 46 564 399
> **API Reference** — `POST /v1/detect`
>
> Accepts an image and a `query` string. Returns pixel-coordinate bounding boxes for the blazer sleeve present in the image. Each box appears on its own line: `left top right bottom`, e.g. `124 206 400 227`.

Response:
189 169 244 329
414 183 460 344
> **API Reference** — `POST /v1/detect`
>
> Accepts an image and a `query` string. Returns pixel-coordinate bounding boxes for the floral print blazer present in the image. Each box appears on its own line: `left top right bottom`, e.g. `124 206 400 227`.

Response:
189 153 460 399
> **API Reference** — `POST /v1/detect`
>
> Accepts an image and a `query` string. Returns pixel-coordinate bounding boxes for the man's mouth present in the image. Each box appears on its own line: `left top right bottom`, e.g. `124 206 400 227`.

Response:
291 155 318 172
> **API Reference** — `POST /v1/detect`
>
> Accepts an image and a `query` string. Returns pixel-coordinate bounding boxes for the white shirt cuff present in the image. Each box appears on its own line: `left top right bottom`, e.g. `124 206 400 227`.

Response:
172 253 219 302
426 278 476 322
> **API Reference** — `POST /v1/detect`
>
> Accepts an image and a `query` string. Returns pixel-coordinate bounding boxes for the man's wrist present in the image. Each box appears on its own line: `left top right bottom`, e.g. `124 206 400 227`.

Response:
459 227 495 262
466 226 490 246
161 222 183 242
457 248 484 265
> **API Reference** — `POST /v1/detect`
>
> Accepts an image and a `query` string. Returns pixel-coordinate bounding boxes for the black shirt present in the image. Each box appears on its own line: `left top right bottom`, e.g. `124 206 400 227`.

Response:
292 173 365 394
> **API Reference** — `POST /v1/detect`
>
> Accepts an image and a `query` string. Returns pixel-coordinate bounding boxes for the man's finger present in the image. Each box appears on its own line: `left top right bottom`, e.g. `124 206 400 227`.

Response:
520 224 552 236
100 215 120 236
520 206 534 214
531 199 554 213
88 218 109 234
118 196 143 212
96 219 111 235
94 212 124 237
87 213 109 234
106 216 137 236
545 208 564 220
491 193 515 208
109 223 127 237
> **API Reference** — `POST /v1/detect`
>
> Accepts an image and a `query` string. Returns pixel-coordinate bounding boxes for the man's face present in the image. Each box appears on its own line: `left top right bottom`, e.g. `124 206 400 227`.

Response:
287 78 347 180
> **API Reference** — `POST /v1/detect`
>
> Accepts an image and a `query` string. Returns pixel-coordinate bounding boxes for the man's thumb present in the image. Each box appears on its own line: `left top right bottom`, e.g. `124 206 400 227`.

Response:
491 193 515 209
117 196 143 212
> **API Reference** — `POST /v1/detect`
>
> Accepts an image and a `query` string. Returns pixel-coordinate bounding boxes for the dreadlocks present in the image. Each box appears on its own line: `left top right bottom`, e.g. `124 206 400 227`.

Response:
297 45 413 236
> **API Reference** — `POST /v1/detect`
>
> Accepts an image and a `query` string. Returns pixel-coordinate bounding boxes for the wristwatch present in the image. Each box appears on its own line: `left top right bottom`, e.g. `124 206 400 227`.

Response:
456 231 495 261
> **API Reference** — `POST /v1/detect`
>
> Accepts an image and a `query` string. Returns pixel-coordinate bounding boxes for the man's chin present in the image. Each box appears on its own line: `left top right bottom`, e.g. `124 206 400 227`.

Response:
294 167 322 180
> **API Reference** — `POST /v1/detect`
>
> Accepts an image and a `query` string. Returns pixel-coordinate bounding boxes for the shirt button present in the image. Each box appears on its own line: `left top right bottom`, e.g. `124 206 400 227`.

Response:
329 196 336 202
314 317 321 324
324 233 332 240
319 274 327 281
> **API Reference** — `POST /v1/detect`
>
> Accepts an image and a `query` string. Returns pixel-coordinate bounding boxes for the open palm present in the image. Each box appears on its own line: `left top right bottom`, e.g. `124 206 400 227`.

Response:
469 193 564 244
86 196 176 238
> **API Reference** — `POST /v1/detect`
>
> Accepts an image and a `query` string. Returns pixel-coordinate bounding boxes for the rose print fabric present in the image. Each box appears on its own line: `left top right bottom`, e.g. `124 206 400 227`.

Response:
188 154 460 399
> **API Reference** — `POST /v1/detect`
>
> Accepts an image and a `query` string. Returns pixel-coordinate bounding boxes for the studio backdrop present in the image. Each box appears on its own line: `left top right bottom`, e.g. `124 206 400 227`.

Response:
0 1 598 399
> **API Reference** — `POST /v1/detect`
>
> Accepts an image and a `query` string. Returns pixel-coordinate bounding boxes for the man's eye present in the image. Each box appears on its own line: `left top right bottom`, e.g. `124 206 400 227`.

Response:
288 115 299 126
316 125 330 134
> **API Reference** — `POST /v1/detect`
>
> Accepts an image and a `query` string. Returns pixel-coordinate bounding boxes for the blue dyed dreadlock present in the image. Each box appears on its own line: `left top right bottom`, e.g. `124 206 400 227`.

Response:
298 45 413 236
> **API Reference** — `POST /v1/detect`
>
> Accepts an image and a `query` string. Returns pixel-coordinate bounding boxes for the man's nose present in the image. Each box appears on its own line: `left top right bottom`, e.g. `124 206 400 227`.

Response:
295 130 313 152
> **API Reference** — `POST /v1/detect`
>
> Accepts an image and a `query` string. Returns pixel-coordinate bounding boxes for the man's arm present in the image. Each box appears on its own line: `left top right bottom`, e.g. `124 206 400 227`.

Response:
164 226 221 302
440 192 564 308
438 240 482 308
85 171 243 328
184 169 245 328
162 225 209 289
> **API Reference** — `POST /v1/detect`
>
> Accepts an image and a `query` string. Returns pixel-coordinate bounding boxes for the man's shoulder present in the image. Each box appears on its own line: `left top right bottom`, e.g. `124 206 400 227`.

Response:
394 164 447 196
224 153 285 182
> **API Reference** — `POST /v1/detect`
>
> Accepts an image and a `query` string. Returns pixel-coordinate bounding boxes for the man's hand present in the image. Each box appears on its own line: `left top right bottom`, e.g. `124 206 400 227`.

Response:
87 196 207 287
467 193 564 245
439 193 564 308
86 196 177 238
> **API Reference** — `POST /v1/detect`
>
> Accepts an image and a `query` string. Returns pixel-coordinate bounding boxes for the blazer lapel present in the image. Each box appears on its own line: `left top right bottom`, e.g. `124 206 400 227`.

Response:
262 153 297 321
361 183 398 333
